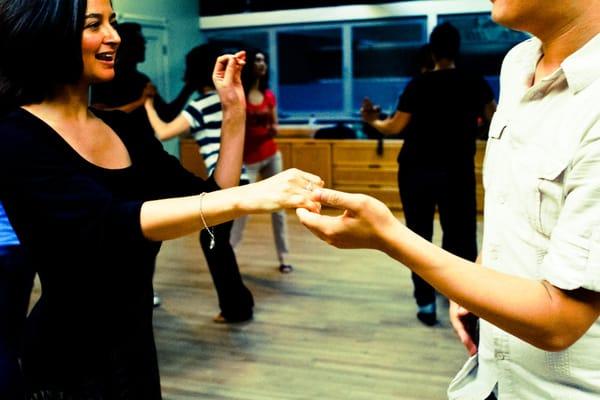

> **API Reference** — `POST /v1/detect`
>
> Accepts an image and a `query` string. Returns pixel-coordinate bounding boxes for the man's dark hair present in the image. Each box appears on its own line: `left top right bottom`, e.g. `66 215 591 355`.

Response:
414 43 434 74
429 22 461 61
242 48 270 95
0 0 86 111
184 43 223 91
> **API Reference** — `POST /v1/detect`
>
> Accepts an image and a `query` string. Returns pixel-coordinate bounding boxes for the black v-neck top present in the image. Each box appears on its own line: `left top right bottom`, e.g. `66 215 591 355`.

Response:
0 107 219 398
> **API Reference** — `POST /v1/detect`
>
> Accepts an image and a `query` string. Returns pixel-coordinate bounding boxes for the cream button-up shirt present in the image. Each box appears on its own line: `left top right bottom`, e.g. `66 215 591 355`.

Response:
448 34 600 400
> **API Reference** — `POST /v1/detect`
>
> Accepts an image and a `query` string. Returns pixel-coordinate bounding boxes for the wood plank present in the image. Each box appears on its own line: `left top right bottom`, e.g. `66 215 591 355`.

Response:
149 211 482 399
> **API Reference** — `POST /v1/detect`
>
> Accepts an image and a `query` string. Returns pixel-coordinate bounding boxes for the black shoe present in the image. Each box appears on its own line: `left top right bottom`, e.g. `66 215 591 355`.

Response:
279 264 293 273
416 311 438 326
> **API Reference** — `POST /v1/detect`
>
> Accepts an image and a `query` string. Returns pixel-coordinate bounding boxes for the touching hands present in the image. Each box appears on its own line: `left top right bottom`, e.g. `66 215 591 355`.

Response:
449 301 479 356
296 188 398 250
213 51 246 111
360 97 381 123
242 169 323 214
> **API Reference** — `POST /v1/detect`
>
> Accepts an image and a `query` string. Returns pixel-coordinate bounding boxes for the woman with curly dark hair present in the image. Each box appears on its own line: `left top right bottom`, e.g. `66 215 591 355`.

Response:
0 0 322 397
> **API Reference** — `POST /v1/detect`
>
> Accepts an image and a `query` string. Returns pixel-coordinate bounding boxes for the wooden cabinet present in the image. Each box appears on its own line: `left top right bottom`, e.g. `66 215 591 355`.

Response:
332 140 403 210
180 137 486 213
277 142 293 170
285 140 332 188
475 140 486 213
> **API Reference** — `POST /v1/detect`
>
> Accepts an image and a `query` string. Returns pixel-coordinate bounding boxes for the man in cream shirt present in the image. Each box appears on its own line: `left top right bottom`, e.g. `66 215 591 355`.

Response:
297 1 600 399
450 32 600 400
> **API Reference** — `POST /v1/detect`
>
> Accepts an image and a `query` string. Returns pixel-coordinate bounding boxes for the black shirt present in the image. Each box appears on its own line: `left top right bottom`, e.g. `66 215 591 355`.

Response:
91 69 150 107
397 69 494 169
0 108 219 398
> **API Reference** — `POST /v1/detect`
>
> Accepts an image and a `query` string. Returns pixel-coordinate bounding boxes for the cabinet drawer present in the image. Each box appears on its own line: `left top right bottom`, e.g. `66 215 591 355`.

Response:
333 141 401 165
333 166 397 186
334 185 401 210
291 142 332 188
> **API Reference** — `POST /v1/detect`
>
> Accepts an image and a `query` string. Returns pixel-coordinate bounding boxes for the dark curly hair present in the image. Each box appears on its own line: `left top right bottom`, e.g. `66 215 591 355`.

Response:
429 22 461 61
0 0 87 111
242 48 270 95
183 43 223 92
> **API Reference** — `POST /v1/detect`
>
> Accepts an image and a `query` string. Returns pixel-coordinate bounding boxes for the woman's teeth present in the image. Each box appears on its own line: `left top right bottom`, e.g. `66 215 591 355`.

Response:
96 53 114 61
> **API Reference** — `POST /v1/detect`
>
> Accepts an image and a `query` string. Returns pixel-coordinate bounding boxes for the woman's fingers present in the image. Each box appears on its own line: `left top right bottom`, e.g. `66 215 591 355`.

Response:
234 50 246 64
212 54 230 81
225 51 245 83
213 53 245 84
301 171 324 187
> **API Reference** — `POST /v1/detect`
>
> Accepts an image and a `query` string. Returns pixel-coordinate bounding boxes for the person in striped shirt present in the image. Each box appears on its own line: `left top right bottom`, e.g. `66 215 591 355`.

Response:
145 44 254 323
0 202 35 399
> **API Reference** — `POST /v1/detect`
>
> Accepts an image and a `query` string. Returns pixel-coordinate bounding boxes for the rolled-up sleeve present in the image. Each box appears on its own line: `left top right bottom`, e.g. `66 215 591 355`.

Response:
542 125 600 292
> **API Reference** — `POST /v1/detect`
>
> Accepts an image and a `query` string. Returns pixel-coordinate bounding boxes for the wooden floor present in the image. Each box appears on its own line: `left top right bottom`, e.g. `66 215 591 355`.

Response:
150 211 483 400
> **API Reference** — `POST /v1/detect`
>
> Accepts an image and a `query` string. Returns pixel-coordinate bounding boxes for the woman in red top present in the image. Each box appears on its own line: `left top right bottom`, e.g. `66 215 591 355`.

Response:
231 49 293 273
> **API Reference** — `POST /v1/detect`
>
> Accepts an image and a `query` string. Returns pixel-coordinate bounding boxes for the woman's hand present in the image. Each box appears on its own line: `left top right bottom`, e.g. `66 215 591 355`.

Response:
212 51 246 112
212 51 247 189
240 168 323 214
296 188 398 250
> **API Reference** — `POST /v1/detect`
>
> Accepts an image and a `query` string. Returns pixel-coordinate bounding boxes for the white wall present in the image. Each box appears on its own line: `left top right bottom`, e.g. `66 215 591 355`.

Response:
113 0 205 156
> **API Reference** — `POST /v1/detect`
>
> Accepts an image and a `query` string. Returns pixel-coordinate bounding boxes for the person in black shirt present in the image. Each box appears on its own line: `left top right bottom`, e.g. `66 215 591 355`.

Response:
0 0 323 398
361 23 496 326
91 22 193 121
91 22 195 307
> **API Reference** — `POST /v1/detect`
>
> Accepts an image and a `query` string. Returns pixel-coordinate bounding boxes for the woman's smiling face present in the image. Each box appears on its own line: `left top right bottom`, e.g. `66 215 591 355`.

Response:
81 0 121 84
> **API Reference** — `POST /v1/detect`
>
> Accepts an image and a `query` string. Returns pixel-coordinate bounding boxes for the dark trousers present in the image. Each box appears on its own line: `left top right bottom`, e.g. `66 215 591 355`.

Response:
0 246 35 400
200 221 254 320
399 166 477 307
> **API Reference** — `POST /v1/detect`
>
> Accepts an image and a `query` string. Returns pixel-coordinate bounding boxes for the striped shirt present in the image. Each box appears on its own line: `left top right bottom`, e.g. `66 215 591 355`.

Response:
0 201 19 247
182 91 248 182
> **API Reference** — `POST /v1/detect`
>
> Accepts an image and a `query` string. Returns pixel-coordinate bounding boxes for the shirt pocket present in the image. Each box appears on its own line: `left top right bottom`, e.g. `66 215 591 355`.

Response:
482 114 508 190
528 159 568 237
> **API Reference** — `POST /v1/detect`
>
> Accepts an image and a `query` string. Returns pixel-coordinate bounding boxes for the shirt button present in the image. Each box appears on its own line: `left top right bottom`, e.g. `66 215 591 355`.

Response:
495 351 506 360
488 245 499 260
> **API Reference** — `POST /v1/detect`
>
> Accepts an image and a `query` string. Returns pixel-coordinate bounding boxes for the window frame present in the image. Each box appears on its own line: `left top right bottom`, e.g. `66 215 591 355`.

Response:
200 1 521 121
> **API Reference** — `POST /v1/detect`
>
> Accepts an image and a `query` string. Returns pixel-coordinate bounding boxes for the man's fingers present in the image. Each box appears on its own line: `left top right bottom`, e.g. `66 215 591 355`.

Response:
296 207 322 228
456 306 470 318
317 188 363 211
296 208 337 234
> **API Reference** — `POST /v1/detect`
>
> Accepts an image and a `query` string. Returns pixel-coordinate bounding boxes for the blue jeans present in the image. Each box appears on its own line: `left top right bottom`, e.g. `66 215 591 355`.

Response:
230 151 289 263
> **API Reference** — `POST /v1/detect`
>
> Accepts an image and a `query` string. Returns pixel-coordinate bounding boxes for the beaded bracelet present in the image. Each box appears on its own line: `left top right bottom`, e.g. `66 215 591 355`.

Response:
199 192 215 249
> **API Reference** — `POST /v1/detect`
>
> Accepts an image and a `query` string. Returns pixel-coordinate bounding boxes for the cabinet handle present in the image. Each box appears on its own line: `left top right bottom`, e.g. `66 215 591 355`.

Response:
368 164 381 169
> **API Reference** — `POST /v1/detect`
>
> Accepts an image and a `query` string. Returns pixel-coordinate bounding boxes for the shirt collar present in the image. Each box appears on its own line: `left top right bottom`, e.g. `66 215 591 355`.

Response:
512 33 600 99
561 32 600 94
